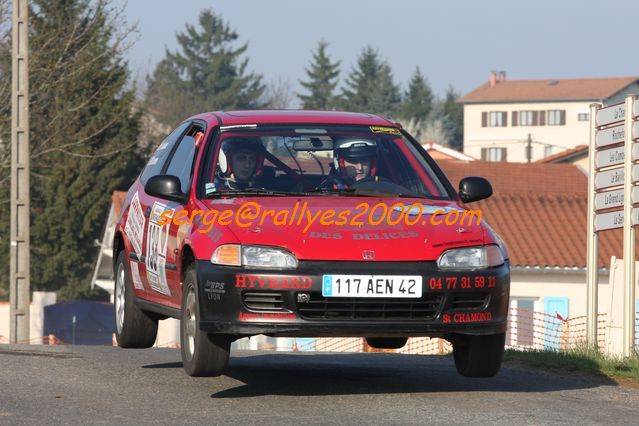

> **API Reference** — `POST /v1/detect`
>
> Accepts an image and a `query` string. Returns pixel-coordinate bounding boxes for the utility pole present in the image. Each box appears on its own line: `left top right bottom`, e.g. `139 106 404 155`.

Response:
526 133 532 163
10 0 30 344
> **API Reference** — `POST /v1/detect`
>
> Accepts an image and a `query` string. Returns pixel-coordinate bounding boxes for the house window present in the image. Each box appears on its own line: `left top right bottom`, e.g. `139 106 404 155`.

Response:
519 111 533 126
482 111 507 127
490 111 506 127
577 112 589 121
481 147 507 162
548 110 566 126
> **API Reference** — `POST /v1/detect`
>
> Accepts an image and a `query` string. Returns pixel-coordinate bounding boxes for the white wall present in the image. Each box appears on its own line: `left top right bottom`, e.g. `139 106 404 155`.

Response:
463 101 592 163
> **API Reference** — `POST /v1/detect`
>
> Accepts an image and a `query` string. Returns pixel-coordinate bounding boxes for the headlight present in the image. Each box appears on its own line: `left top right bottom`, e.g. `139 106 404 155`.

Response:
437 245 504 270
211 244 298 269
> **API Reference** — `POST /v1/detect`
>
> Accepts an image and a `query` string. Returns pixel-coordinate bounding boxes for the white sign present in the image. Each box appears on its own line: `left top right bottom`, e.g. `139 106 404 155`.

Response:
596 102 626 127
596 124 624 148
595 143 639 168
596 99 639 127
595 208 639 231
595 164 639 189
595 189 624 210
145 202 174 296
594 187 639 210
124 192 145 257
595 167 625 189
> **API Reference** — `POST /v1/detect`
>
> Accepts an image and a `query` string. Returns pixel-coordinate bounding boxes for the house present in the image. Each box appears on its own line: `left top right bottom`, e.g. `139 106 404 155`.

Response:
422 142 475 161
438 160 633 350
458 72 639 163
535 144 589 172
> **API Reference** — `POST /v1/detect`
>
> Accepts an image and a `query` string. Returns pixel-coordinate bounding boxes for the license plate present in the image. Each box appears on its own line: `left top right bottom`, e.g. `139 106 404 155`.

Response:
322 275 422 298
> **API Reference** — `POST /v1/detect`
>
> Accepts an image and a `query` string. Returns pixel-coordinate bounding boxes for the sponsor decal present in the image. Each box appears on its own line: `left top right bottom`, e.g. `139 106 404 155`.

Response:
238 312 297 321
369 126 402 135
235 275 312 289
124 192 145 257
431 238 483 248
442 312 493 324
129 261 144 290
309 231 342 240
204 280 226 301
352 231 418 240
145 202 174 296
429 275 497 290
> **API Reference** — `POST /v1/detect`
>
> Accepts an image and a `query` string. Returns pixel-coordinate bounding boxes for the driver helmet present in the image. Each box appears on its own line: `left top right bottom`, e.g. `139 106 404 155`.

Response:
218 137 266 180
333 138 377 177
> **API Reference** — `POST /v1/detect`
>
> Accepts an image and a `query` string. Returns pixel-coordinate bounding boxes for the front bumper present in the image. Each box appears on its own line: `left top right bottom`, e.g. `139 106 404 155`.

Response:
195 259 510 338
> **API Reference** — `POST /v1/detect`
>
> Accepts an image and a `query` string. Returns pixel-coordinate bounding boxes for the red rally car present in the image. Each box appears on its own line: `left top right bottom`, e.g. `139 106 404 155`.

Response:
113 110 510 378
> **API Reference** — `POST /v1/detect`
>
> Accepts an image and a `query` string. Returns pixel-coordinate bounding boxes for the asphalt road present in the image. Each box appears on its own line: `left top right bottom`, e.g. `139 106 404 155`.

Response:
1 345 638 425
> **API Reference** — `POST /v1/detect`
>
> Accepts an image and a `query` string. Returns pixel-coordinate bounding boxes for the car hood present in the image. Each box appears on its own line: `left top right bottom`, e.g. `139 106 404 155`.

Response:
200 197 486 262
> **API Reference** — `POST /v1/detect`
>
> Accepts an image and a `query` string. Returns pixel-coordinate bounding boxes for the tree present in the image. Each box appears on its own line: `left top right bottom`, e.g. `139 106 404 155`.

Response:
0 0 144 299
146 9 264 127
341 46 401 117
264 75 295 109
297 40 340 110
400 67 433 126
441 86 464 151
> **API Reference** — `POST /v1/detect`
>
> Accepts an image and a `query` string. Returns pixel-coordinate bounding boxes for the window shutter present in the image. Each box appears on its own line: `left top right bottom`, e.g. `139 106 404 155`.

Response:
502 112 508 126
481 148 487 160
560 110 566 125
539 111 545 126
532 111 538 126
481 112 487 127
512 111 518 126
501 148 507 162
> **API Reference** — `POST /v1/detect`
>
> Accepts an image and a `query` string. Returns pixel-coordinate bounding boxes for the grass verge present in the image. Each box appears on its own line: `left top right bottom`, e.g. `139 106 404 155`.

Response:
504 347 639 383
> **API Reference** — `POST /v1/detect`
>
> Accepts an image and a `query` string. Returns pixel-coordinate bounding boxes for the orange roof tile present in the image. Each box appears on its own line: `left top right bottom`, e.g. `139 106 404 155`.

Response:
459 76 639 104
536 145 588 164
437 160 623 268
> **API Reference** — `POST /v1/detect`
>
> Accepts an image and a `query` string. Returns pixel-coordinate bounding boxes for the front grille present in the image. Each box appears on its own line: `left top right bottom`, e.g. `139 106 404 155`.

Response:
242 292 284 311
450 293 490 310
297 293 444 321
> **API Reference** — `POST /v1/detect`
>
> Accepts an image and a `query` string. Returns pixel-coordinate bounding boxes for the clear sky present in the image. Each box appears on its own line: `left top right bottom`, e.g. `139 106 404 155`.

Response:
115 0 639 101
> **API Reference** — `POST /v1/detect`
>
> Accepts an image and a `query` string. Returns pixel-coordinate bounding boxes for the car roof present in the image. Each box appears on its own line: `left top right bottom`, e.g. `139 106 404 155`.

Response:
189 110 399 127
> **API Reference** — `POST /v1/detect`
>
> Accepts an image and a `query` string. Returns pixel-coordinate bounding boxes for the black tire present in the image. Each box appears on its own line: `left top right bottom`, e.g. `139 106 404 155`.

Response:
453 333 505 378
365 337 408 349
180 265 231 377
114 251 158 348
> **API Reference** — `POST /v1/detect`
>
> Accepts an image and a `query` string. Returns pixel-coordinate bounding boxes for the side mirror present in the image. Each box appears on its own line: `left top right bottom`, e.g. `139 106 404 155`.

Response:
145 175 187 204
459 176 493 203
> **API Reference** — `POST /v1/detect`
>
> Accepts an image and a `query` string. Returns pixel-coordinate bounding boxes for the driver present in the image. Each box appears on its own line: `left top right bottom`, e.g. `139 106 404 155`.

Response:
215 137 266 190
327 138 378 188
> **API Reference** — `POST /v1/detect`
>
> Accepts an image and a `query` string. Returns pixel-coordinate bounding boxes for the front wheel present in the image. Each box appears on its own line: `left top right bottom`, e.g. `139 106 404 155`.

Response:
180 266 231 377
452 333 505 378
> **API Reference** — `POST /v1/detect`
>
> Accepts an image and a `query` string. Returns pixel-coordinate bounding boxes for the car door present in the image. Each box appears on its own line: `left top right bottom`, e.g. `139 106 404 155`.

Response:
136 121 190 304
159 121 207 308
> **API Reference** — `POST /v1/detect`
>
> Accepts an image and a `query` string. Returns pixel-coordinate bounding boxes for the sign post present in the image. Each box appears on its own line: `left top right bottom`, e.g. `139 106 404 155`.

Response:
9 0 30 344
623 96 637 357
589 95 639 356
586 102 600 347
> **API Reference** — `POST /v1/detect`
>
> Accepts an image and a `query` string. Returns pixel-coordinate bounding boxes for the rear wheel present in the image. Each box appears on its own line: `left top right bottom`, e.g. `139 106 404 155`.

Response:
180 266 231 377
114 251 158 348
452 333 505 377
365 337 408 349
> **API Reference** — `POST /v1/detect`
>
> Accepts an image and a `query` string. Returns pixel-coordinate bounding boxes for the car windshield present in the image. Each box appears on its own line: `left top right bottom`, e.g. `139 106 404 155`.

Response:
201 125 451 199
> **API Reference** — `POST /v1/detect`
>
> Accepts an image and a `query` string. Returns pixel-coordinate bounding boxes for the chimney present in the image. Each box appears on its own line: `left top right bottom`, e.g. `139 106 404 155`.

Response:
490 71 497 87
498 71 506 82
